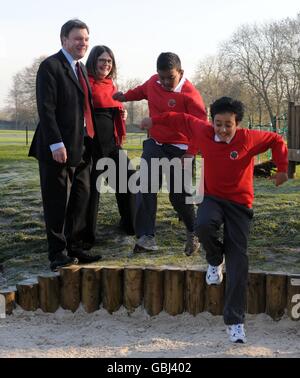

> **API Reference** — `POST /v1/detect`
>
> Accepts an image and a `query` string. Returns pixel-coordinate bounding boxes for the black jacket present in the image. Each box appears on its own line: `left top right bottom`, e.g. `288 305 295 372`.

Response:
29 50 95 166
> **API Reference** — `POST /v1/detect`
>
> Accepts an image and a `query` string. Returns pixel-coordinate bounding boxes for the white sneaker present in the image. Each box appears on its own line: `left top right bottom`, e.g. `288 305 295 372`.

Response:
134 235 158 252
206 260 224 285
226 323 247 343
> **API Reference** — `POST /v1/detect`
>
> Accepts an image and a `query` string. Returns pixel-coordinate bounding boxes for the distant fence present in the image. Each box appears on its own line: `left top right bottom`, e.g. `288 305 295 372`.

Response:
0 129 34 145
288 102 300 178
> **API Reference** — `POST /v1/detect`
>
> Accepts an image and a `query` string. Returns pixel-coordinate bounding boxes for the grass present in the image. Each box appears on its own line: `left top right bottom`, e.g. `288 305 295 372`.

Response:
0 131 300 287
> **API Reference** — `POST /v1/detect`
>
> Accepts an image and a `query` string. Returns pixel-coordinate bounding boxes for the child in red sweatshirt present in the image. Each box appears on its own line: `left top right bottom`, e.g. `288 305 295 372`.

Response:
113 52 207 255
141 96 288 343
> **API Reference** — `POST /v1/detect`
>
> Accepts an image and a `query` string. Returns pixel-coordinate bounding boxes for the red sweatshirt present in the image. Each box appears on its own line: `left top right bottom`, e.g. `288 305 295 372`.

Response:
124 74 207 145
89 76 126 146
152 113 288 208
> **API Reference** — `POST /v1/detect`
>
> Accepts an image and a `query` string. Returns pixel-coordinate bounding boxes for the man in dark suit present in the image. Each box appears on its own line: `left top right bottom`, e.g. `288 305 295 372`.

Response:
29 19 101 271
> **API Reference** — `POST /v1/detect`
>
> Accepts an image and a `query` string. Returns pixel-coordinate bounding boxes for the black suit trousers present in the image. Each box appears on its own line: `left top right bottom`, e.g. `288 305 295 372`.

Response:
39 138 92 260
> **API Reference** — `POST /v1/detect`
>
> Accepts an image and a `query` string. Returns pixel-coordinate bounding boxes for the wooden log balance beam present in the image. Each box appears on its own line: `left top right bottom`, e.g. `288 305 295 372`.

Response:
1 266 299 321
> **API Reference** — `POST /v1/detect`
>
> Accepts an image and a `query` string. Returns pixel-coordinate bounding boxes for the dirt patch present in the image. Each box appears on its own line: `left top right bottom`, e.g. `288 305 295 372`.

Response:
0 306 299 358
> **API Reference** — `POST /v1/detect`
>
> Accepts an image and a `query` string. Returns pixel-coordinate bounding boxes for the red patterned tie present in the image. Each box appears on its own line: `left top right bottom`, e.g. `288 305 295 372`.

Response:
76 62 95 138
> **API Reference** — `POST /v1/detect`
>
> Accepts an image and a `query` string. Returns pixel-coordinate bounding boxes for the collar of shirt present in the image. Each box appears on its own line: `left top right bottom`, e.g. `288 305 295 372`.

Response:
61 48 79 78
214 134 234 144
156 76 187 93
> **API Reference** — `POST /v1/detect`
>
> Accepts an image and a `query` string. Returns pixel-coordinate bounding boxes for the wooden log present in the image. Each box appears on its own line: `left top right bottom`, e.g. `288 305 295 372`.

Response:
247 272 266 314
163 267 185 316
123 266 144 313
38 272 60 313
185 268 206 316
144 267 164 316
266 273 287 320
81 267 102 313
16 278 39 311
0 287 17 315
287 275 300 321
205 273 225 316
59 266 81 312
102 266 123 314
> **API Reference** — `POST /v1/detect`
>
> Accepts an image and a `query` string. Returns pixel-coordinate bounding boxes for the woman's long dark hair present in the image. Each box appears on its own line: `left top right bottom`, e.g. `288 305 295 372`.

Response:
85 45 117 80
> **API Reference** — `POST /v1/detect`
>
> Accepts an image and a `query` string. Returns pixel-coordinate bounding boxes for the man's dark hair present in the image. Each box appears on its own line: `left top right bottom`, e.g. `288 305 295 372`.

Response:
210 96 244 123
60 19 89 44
86 45 117 80
156 52 182 71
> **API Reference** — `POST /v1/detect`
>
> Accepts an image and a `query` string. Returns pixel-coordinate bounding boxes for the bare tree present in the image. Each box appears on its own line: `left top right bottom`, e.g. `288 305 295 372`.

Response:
194 55 243 106
279 15 300 103
221 24 279 125
194 15 300 128
193 54 262 126
6 56 45 128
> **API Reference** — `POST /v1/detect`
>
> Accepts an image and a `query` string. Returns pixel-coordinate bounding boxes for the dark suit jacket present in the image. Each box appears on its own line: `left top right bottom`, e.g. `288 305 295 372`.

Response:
29 50 95 166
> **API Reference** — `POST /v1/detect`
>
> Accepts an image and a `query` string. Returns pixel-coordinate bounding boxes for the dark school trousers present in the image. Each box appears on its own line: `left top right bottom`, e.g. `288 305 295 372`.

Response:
194 195 253 325
135 138 196 238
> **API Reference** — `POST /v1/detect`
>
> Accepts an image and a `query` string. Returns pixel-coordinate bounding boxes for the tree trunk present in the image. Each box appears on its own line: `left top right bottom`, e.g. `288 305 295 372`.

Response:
163 267 185 316
287 275 300 321
102 267 123 314
247 272 266 314
38 272 60 313
59 266 81 313
81 267 102 313
123 266 144 313
266 273 287 320
144 267 164 316
185 269 206 316
16 279 39 311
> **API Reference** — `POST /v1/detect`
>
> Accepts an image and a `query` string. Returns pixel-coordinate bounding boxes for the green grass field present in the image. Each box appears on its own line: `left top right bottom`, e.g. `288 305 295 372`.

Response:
0 130 299 287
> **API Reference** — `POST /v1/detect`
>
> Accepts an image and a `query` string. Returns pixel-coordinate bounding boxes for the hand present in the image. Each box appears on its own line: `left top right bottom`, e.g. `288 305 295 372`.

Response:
181 153 194 168
120 108 128 121
140 117 153 130
52 147 67 164
270 172 288 186
113 91 126 102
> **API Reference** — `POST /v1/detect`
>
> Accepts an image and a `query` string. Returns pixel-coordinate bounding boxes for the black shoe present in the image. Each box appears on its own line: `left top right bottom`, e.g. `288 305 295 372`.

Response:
49 253 79 272
68 250 102 263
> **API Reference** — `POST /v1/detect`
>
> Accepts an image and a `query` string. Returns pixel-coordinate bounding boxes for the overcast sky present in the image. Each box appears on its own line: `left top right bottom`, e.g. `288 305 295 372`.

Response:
0 0 299 109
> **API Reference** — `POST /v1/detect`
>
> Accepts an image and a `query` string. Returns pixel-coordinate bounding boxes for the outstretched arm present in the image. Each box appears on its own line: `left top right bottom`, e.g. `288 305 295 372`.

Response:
140 112 211 154
113 91 127 102
113 80 149 102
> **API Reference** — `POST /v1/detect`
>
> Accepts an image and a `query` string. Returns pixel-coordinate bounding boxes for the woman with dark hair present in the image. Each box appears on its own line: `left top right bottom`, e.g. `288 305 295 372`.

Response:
84 45 135 248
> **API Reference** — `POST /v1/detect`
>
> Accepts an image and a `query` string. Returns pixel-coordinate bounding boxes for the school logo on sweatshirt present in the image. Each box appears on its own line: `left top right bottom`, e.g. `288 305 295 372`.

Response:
230 151 239 160
168 99 176 108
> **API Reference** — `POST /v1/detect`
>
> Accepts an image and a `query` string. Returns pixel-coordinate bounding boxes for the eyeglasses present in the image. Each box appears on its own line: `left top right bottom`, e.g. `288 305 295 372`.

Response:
98 58 113 65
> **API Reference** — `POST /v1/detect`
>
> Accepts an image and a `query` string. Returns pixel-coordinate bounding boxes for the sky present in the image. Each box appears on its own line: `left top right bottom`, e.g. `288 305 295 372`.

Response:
0 0 299 109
